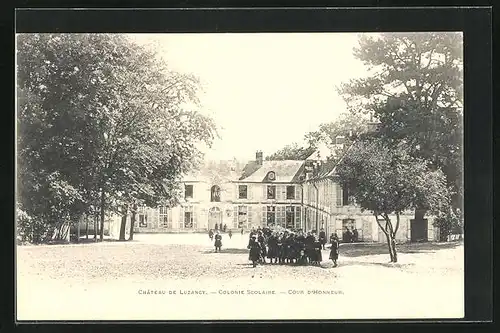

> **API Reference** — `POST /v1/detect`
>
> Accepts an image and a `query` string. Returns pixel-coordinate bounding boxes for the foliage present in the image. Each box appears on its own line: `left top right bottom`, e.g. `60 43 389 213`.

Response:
17 33 216 243
338 32 463 211
335 139 450 261
265 143 316 161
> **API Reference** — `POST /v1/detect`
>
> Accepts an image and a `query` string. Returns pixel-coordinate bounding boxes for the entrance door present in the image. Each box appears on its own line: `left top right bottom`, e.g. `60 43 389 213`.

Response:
410 219 428 242
208 207 222 229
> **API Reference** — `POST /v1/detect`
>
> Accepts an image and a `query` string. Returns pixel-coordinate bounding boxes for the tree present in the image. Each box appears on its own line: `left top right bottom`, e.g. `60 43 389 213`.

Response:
305 112 373 147
266 143 316 161
338 33 463 229
335 139 450 262
17 33 216 243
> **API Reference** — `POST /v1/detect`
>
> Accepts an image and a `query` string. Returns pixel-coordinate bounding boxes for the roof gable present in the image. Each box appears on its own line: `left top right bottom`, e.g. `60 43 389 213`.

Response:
239 160 305 183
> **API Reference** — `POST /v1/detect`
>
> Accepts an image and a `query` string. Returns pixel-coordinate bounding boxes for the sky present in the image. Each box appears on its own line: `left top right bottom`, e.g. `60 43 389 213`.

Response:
129 33 369 161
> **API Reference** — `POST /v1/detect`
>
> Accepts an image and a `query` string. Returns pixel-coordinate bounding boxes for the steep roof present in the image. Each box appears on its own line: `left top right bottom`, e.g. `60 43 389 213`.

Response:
238 160 305 183
183 160 247 183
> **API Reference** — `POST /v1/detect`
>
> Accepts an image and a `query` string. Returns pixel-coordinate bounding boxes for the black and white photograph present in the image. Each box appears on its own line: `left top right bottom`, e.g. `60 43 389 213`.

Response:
16 28 467 321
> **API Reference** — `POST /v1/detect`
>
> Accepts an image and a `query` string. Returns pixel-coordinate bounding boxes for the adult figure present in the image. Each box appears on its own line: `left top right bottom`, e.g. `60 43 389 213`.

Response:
319 228 327 250
248 235 262 268
329 234 340 267
214 223 219 231
214 231 222 252
219 222 223 231
267 233 278 264
228 229 233 239
208 229 214 241
241 228 244 235
305 232 315 264
343 227 352 243
223 224 227 232
352 228 359 242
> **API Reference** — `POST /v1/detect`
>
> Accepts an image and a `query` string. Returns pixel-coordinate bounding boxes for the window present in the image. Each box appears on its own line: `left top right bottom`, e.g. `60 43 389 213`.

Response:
276 206 285 227
234 205 248 229
185 185 193 199
266 206 276 226
286 206 294 229
139 214 147 228
182 206 195 228
159 206 171 228
295 206 301 229
286 186 295 199
342 186 349 206
336 184 343 207
211 185 221 202
267 185 276 199
238 185 248 199
138 206 147 228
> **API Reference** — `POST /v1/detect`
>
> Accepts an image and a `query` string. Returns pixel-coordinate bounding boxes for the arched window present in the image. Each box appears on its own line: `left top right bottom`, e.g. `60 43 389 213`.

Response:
211 185 221 202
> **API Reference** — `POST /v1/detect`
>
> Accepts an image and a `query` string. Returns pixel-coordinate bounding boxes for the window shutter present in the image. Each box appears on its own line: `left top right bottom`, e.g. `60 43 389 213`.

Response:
248 184 253 200
248 206 253 226
193 206 197 229
152 208 159 228
295 185 301 201
178 207 182 229
233 206 238 227
263 185 267 200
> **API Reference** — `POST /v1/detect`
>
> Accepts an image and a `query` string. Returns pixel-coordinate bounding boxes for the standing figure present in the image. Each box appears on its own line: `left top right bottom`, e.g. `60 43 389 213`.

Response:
343 227 352 243
228 229 233 239
214 231 222 252
219 222 223 232
248 235 262 267
305 232 315 264
267 234 278 264
215 223 219 231
223 224 227 232
241 228 244 235
313 238 323 266
257 232 267 264
352 228 359 242
208 229 214 241
319 228 327 250
329 235 339 267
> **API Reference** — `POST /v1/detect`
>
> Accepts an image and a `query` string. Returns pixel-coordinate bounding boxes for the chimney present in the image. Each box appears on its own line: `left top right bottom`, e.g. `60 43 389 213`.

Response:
256 151 263 165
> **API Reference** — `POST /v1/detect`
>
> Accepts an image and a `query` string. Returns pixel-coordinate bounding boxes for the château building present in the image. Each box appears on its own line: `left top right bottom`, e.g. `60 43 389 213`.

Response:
107 145 439 243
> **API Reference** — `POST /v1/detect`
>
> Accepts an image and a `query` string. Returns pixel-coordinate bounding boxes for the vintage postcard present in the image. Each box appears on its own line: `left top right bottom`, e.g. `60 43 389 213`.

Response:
15 31 465 321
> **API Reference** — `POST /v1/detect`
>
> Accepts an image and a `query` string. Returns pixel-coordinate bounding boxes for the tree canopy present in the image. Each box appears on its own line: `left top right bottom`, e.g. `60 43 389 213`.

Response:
338 32 463 210
17 33 216 243
335 139 451 262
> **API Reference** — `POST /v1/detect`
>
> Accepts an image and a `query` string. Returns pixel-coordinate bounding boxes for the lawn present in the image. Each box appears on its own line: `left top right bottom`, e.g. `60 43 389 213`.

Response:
16 233 464 321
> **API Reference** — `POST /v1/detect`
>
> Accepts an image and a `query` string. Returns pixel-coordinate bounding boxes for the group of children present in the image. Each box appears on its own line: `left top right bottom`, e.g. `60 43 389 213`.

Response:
247 226 340 268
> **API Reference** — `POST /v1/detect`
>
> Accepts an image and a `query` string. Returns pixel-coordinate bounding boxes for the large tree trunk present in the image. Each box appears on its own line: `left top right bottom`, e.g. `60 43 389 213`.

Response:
93 214 97 241
76 215 81 243
99 188 105 242
375 213 398 263
119 204 128 241
129 203 137 241
85 216 89 239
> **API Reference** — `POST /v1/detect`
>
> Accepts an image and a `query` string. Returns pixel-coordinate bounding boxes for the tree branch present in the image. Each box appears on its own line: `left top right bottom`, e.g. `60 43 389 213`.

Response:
375 213 389 237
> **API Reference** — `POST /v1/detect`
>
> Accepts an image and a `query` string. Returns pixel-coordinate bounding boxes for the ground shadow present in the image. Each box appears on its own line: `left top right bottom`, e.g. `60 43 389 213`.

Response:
201 248 249 254
30 238 124 246
337 241 463 258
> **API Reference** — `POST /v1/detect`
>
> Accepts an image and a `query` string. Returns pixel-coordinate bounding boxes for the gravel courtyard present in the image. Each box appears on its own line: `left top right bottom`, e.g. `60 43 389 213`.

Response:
16 233 464 321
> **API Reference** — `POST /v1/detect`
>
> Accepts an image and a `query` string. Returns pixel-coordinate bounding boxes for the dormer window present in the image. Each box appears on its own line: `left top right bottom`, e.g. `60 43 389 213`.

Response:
267 171 276 181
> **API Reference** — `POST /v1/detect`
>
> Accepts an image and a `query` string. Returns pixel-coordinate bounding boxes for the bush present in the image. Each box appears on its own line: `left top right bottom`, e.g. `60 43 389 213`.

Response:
16 206 53 244
434 208 463 242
